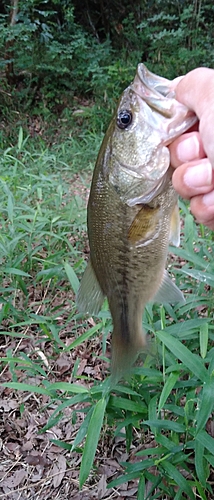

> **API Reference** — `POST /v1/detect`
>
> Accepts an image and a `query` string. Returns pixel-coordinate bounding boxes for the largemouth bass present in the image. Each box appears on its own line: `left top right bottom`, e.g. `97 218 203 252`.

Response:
77 64 197 381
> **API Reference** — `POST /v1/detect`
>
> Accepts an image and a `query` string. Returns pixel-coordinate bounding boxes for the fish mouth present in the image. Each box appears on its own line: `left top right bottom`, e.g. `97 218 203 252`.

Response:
131 64 175 118
136 64 174 98
131 63 198 141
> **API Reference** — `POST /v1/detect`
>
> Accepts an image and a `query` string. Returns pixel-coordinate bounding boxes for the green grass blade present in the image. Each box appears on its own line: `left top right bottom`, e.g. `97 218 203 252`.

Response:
108 471 142 488
157 330 208 383
196 430 214 455
194 480 208 500
79 397 107 488
47 382 89 393
181 268 214 288
49 324 66 347
196 376 214 433
71 407 94 451
148 395 158 435
2 382 53 396
158 371 179 414
4 267 31 277
64 261 80 295
65 323 102 351
137 475 145 499
161 461 195 500
143 420 185 433
18 126 24 150
50 439 73 451
200 323 209 359
109 396 147 414
195 440 207 487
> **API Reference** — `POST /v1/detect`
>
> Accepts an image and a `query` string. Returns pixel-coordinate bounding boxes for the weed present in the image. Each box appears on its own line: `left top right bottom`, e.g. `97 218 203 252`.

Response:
1 126 214 499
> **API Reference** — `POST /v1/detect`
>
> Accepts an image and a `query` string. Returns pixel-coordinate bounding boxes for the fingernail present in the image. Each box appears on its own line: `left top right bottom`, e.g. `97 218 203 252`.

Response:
184 161 212 188
177 136 199 163
203 190 214 207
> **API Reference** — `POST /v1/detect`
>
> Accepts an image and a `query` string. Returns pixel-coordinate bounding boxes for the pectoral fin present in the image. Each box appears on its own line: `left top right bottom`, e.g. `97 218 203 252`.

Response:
153 270 185 304
76 259 105 315
169 204 180 247
128 205 161 246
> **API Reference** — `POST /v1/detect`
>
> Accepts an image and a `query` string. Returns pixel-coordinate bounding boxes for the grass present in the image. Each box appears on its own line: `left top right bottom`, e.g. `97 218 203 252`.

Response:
0 124 214 499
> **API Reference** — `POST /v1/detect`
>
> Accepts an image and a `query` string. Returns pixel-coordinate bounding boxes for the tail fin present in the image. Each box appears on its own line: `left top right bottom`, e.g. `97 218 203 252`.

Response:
110 325 147 384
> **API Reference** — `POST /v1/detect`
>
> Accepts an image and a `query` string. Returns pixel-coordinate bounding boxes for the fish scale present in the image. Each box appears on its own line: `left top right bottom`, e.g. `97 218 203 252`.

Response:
77 63 198 382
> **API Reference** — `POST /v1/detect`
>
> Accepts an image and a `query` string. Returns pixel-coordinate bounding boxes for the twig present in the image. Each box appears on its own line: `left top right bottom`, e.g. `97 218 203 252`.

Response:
0 467 88 497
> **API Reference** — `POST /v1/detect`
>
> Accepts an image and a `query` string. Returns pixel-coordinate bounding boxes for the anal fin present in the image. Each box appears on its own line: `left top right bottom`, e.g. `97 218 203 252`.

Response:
76 259 105 315
153 270 185 304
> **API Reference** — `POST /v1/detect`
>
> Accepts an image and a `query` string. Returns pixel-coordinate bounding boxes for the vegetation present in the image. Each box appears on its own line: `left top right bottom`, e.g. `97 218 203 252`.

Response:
0 0 214 498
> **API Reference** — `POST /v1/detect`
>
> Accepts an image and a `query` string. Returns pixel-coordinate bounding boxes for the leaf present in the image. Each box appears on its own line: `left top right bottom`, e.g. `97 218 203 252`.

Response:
158 372 179 414
156 433 182 451
42 394 90 432
143 420 185 433
163 318 211 338
122 459 154 474
181 268 214 288
79 397 107 488
161 461 195 500
196 376 214 433
196 430 214 455
200 323 209 359
65 323 102 351
113 385 142 397
4 267 31 277
109 396 147 414
7 191 14 222
136 446 165 457
148 395 158 435
108 471 147 489
156 330 208 383
49 324 66 347
195 440 207 488
50 439 73 451
64 261 80 294
2 382 53 395
52 455 67 488
47 382 89 394
183 213 195 252
137 474 146 500
194 480 208 500
3 469 27 488
71 407 94 451
18 126 23 150
16 276 28 296
205 454 214 467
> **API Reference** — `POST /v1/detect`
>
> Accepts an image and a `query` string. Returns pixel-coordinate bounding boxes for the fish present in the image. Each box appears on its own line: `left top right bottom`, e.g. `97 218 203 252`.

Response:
76 63 197 382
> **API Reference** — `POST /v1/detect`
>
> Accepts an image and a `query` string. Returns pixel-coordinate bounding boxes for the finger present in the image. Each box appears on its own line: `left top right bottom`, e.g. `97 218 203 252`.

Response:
190 192 214 229
169 132 205 168
174 68 214 167
170 76 184 89
175 68 214 116
172 159 213 199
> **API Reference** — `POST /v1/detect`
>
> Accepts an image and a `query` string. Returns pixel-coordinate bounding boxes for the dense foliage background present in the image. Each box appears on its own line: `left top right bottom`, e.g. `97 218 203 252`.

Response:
0 1 214 499
1 0 214 140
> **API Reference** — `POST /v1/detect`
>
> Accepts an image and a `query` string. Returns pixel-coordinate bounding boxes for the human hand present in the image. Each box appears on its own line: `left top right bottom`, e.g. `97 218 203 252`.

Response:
169 68 214 230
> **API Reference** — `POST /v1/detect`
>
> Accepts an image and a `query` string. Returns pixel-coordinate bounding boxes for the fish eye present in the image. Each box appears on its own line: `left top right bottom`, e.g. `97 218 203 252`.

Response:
117 110 132 129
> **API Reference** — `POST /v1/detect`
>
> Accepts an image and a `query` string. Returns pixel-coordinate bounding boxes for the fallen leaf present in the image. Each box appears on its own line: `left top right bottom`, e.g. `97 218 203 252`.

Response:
97 473 107 499
3 469 27 488
77 358 87 375
25 453 46 467
52 454 67 488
